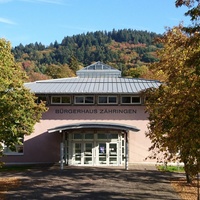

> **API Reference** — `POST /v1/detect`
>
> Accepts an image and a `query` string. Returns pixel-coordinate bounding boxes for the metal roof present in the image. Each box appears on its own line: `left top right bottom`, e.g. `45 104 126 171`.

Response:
24 77 161 94
48 122 140 133
24 62 161 94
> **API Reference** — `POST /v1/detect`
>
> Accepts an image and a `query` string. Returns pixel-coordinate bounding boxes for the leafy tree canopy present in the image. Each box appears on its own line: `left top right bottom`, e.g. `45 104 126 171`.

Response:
11 29 162 81
175 0 200 32
0 39 47 155
145 23 200 182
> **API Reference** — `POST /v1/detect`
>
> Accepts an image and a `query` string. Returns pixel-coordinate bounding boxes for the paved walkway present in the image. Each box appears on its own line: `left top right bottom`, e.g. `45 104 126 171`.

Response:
1 164 182 200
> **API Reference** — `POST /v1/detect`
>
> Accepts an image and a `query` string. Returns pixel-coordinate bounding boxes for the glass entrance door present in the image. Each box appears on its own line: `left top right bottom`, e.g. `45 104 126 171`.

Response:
97 142 118 165
73 143 82 165
109 143 118 165
84 143 93 165
70 132 121 166
73 142 93 165
98 143 107 165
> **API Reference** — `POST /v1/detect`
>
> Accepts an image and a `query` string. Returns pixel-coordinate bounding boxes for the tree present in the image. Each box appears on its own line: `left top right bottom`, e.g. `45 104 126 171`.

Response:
125 65 149 78
45 64 75 79
0 39 47 157
145 0 200 183
69 55 79 72
175 0 200 33
145 26 200 183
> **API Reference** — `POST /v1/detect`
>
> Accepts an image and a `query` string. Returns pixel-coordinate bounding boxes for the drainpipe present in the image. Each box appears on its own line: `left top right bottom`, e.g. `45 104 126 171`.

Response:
60 142 64 170
125 130 128 170
60 130 64 170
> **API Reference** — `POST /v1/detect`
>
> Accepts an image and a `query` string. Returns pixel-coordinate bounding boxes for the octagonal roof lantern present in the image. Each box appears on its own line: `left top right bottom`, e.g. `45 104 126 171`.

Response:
76 61 121 78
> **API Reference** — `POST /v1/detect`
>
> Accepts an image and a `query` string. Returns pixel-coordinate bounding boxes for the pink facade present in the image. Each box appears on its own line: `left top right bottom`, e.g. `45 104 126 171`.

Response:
2 105 155 165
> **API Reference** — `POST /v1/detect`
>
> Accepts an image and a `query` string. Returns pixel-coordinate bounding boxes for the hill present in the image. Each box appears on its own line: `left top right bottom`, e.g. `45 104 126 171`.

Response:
12 29 162 81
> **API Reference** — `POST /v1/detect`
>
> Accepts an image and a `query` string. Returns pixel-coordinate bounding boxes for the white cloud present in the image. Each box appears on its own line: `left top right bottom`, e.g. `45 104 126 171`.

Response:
0 17 16 25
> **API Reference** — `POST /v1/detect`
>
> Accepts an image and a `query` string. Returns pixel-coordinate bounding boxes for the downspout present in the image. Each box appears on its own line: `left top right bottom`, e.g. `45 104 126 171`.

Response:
125 130 129 170
60 130 64 170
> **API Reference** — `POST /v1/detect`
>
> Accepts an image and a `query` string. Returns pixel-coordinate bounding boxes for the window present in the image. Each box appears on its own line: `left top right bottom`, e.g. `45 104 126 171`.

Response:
121 96 141 104
109 97 117 103
3 138 24 155
61 96 71 104
75 96 84 103
51 96 71 104
121 97 131 104
85 97 94 104
98 134 107 139
52 96 60 103
98 96 117 104
132 96 141 104
73 133 82 139
110 134 118 139
74 96 94 104
85 134 94 139
99 96 107 103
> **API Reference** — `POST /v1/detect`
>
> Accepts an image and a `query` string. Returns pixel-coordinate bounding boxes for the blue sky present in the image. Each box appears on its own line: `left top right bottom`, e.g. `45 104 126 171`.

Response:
0 0 191 47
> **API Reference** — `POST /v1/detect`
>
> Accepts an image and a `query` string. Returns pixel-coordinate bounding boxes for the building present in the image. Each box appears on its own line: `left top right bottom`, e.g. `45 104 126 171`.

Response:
2 62 161 168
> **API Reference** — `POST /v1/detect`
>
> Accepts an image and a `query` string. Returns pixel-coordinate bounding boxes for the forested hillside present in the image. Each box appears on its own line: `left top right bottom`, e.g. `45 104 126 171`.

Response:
12 29 162 81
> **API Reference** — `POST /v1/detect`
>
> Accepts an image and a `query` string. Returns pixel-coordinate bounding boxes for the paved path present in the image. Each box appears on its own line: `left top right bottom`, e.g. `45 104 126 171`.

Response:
1 164 182 200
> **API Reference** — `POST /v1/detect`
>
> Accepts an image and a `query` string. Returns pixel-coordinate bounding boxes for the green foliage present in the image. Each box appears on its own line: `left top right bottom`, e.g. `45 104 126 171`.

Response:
0 39 47 154
175 0 200 33
145 26 200 183
125 65 149 78
149 0 200 171
45 64 75 79
11 29 162 80
69 56 79 72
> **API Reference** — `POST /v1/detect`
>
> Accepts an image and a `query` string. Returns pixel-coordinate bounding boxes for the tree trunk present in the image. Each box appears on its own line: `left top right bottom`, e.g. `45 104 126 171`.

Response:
184 162 192 184
185 171 192 184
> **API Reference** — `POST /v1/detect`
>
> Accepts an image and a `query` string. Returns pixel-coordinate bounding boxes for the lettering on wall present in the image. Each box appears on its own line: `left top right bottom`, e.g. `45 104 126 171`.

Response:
55 109 137 114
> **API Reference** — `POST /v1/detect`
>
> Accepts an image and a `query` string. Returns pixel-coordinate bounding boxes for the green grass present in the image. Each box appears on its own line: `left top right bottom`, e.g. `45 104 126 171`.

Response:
157 165 185 173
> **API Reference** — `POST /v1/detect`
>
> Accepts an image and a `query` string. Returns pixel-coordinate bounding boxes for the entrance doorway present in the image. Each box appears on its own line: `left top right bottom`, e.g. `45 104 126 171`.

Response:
65 130 125 166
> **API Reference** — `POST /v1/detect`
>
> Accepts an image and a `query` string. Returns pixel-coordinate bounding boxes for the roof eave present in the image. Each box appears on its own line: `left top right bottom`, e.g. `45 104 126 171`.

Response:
48 122 140 133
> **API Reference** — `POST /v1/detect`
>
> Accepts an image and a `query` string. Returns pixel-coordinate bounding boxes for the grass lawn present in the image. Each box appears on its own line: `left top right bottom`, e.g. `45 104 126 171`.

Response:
157 164 185 173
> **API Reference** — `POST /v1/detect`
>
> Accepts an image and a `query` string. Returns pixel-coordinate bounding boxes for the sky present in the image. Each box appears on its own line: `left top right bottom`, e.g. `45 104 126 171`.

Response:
0 0 191 47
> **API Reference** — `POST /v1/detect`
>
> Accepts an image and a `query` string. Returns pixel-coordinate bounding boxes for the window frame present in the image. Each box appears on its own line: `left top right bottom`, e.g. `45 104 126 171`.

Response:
121 96 141 104
51 96 71 104
98 95 118 104
74 96 94 104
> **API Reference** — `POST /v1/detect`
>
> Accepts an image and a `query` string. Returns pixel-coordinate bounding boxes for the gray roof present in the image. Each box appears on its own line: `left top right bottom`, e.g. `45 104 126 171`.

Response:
24 62 161 95
24 77 161 94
